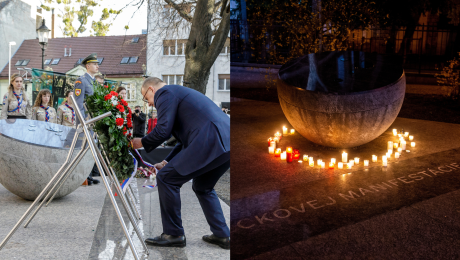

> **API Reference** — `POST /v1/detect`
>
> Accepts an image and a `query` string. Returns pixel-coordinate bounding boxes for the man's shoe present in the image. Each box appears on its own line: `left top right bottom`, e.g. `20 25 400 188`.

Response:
86 177 93 186
202 234 230 250
145 233 186 248
88 176 100 184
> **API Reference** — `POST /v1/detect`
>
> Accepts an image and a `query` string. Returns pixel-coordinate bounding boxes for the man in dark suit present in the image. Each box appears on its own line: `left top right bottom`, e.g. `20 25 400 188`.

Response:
132 105 146 138
132 77 230 249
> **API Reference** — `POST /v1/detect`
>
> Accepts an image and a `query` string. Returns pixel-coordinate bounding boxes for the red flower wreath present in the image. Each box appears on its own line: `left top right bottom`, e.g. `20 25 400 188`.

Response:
116 104 125 113
104 94 112 101
115 118 124 126
110 91 118 96
127 120 133 128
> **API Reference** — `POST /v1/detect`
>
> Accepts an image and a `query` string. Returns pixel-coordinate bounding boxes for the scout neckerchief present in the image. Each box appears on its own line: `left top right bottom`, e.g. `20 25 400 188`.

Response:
9 91 22 112
40 105 50 122
65 102 75 123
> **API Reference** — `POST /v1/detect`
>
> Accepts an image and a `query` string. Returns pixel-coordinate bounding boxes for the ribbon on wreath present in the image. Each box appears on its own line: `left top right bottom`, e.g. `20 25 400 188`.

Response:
121 149 158 193
132 149 158 189
120 151 138 194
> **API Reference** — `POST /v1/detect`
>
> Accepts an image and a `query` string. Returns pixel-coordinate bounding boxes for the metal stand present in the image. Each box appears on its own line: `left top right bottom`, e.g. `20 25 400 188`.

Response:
0 96 149 259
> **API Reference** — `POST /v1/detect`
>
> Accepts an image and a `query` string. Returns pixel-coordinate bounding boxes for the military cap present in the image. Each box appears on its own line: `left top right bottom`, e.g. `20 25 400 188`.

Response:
82 53 98 65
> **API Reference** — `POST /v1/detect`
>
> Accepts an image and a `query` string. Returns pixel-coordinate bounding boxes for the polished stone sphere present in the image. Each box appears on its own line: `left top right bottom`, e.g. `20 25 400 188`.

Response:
0 119 94 200
277 51 406 148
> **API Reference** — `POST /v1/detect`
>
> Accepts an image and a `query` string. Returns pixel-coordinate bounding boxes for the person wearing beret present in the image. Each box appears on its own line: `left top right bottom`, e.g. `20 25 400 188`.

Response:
73 53 100 185
132 77 230 250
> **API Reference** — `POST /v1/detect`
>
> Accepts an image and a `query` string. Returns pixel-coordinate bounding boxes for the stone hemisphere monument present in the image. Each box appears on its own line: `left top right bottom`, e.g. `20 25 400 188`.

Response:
277 51 406 148
0 119 94 200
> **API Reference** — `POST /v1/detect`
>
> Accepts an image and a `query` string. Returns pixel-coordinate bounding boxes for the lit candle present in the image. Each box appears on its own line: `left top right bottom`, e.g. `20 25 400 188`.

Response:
401 141 406 150
275 131 281 138
397 147 402 153
409 135 414 141
303 155 308 161
364 160 369 167
398 134 402 137
268 138 273 147
317 159 322 166
329 162 334 169
372 155 377 162
290 129 295 134
386 152 391 159
283 126 288 135
411 142 415 147
349 160 354 167
393 129 397 136
275 148 281 157
274 137 279 144
268 146 275 154
388 141 393 150
338 162 343 169
382 156 387 167
321 162 325 168
383 160 388 167
404 132 409 137
286 147 293 163
342 152 348 163
388 149 392 155
281 152 286 160
346 163 352 169
354 157 359 164
331 158 336 164
395 152 400 158
309 157 314 162
293 149 300 160
393 143 399 149
309 160 314 167
298 160 303 163
270 140 276 150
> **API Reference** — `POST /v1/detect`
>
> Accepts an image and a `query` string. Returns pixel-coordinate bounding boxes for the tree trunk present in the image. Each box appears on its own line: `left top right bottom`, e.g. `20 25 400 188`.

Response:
386 25 397 54
184 0 230 95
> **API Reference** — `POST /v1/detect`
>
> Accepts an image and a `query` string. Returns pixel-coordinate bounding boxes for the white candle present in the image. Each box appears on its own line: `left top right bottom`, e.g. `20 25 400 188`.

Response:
283 126 288 135
393 129 397 136
346 163 352 169
386 152 391 159
354 157 359 164
290 129 295 134
303 155 308 161
281 152 286 160
342 152 348 163
309 157 314 162
331 158 336 164
321 162 325 168
395 152 400 158
388 141 393 150
274 137 279 143
383 160 388 167
338 162 343 169
317 159 322 166
411 142 415 147
404 132 409 137
372 155 377 162
298 160 303 163
397 147 402 153
398 134 402 137
401 141 406 150
388 149 392 155
269 146 275 154
382 156 387 162
409 135 414 141
309 160 314 167
394 143 399 149
349 160 354 166
270 141 276 150
364 160 369 167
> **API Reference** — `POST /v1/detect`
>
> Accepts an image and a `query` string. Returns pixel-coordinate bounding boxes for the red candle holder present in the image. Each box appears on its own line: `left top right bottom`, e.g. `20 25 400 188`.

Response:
286 147 293 163
268 138 273 147
293 149 300 160
274 148 281 157
329 162 335 169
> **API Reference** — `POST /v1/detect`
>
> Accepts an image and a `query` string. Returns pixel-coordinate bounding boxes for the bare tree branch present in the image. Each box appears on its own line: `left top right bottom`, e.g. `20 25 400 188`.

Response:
220 0 228 18
164 0 193 22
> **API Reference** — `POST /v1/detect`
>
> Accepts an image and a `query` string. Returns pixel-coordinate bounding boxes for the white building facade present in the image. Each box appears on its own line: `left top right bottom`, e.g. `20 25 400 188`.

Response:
146 0 230 108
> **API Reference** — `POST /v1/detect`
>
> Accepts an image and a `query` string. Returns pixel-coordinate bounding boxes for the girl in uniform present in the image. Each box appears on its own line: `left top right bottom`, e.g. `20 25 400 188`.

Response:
32 89 57 123
57 91 76 128
0 73 32 119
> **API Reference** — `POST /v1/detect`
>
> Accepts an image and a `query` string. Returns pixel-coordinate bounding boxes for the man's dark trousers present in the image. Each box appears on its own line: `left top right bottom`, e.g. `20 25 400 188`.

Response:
156 151 230 238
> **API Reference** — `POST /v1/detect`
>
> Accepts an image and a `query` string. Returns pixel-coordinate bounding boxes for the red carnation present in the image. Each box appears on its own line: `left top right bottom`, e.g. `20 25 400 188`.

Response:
122 100 128 106
104 94 112 101
116 104 125 113
127 120 133 128
115 118 124 126
110 91 118 96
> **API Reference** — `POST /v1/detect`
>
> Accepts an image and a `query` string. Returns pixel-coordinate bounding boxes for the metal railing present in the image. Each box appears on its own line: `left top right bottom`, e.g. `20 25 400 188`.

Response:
231 20 460 74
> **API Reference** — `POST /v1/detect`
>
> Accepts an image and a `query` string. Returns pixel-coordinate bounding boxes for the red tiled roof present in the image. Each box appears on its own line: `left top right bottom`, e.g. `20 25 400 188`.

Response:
0 34 147 79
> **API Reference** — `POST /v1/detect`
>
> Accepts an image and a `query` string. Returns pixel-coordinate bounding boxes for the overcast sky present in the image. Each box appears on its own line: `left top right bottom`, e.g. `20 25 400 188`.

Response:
29 0 148 37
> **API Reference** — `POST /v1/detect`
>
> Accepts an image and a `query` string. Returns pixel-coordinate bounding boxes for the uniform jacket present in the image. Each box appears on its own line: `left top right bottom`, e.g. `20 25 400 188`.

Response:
141 85 230 176
32 106 58 123
57 103 76 128
73 73 95 121
1 91 32 119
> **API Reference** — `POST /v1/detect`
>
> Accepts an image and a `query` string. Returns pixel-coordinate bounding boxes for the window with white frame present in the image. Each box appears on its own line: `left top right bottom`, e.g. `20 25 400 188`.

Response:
220 38 230 54
218 74 230 91
163 39 188 56
125 83 136 101
162 75 183 85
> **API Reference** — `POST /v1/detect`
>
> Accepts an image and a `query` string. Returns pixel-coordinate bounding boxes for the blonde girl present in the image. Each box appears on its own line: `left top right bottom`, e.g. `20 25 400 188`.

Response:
1 73 32 119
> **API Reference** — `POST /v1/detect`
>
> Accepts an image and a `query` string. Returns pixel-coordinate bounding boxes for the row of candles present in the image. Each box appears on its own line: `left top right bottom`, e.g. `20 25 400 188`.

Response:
268 126 417 169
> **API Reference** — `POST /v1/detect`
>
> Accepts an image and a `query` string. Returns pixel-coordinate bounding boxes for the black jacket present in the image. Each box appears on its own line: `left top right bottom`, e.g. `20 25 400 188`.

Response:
133 111 146 136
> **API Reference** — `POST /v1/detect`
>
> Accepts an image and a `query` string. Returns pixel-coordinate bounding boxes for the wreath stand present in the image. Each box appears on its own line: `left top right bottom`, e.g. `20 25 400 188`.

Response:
0 96 149 260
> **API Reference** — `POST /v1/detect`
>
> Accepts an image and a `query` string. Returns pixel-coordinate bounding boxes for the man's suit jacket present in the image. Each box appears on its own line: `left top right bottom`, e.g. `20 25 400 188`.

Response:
73 73 94 121
141 85 230 176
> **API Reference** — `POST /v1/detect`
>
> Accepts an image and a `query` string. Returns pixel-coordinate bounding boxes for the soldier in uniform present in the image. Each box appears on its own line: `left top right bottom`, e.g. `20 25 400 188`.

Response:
57 90 76 128
1 73 32 120
73 53 100 185
32 89 57 123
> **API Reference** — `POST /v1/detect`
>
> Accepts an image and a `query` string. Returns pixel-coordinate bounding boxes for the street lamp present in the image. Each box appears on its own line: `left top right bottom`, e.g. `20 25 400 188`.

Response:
37 19 51 70
9 41 16 83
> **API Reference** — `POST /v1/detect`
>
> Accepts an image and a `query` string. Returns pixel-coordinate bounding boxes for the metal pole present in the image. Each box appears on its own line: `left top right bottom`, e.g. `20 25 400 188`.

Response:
9 44 11 83
42 48 44 70
126 187 142 220
0 126 81 250
70 95 140 260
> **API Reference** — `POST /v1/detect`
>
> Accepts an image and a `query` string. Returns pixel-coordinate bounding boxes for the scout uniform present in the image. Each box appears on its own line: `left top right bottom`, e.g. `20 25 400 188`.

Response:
57 102 76 128
0 91 32 119
74 53 98 124
32 105 58 123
